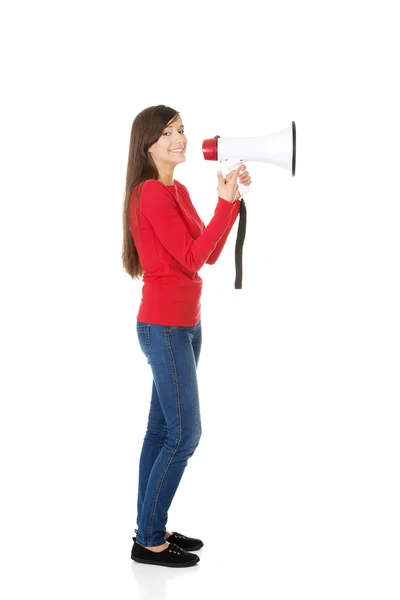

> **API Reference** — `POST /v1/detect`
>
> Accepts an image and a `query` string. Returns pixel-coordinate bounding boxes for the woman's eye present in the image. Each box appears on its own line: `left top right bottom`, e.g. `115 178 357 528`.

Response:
163 130 184 136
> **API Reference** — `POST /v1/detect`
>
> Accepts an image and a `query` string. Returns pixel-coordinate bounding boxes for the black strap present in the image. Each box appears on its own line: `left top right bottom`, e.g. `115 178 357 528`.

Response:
234 197 247 289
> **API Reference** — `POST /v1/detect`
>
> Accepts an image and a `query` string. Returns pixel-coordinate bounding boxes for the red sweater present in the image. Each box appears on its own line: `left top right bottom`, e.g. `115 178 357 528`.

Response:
130 178 241 326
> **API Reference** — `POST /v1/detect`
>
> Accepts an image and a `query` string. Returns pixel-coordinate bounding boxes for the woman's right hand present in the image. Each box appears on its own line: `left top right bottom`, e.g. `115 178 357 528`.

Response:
217 165 242 203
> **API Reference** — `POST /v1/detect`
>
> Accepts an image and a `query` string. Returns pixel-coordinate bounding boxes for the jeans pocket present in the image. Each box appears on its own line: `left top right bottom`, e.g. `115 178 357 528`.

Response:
136 324 151 357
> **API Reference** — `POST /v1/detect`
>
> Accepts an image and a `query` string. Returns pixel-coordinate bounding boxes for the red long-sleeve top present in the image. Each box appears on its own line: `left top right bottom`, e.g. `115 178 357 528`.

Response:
130 178 241 326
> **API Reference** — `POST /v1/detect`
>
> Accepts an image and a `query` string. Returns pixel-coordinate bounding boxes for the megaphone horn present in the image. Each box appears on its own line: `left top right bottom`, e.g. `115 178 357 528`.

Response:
202 121 296 176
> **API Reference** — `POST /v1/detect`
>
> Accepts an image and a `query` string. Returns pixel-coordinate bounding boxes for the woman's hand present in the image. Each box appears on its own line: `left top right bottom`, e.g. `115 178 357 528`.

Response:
217 165 243 203
221 164 252 200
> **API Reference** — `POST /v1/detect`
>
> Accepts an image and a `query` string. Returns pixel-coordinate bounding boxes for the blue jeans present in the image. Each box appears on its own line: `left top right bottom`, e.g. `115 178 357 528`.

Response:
135 319 202 547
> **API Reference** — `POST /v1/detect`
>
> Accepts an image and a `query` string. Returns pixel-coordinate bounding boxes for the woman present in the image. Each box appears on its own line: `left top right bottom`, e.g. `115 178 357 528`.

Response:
122 105 251 568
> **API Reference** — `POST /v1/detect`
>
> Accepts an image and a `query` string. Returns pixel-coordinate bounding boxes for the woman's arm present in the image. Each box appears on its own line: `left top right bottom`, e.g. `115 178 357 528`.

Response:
205 199 241 265
140 179 237 272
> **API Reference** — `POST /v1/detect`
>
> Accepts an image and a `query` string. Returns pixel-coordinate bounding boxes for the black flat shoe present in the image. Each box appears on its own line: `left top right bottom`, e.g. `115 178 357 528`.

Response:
133 528 204 552
131 539 200 568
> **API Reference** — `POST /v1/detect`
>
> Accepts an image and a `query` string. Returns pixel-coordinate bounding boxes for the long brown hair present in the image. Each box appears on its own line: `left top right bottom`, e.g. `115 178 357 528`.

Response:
122 104 181 279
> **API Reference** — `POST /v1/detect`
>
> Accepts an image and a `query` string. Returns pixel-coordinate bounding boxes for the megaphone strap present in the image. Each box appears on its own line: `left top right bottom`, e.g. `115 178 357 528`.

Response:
234 198 247 289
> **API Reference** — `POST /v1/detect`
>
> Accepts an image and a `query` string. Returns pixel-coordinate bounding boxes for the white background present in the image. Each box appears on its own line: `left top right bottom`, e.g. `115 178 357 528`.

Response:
1 1 399 598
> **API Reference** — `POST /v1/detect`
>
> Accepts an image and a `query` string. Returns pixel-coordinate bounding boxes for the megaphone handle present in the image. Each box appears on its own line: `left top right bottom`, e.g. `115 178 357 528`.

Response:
238 183 250 197
221 159 250 196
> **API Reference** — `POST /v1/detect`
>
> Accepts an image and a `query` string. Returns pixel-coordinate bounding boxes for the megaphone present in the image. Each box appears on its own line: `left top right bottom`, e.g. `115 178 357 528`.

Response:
202 121 296 195
201 122 297 290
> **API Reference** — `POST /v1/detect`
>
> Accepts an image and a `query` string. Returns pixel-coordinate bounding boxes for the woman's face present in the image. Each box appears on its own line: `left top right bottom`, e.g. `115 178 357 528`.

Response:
148 117 187 167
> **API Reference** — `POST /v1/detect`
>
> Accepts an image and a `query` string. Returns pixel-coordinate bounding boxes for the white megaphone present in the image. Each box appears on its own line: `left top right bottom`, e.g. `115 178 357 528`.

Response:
202 121 296 196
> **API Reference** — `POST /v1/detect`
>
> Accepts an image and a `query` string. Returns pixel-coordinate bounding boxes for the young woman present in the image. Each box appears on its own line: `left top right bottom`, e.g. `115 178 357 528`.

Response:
122 105 251 567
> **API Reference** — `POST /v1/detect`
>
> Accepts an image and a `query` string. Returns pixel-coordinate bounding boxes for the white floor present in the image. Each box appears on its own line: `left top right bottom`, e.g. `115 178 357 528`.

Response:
3 434 399 600
2 306 400 600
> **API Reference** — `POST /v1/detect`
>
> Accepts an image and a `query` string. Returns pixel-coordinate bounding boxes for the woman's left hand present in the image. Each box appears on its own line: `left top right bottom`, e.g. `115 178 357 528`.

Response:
224 164 252 200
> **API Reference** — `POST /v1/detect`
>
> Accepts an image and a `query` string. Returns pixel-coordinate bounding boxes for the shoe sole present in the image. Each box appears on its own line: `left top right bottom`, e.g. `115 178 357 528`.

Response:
131 555 200 568
132 537 203 552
